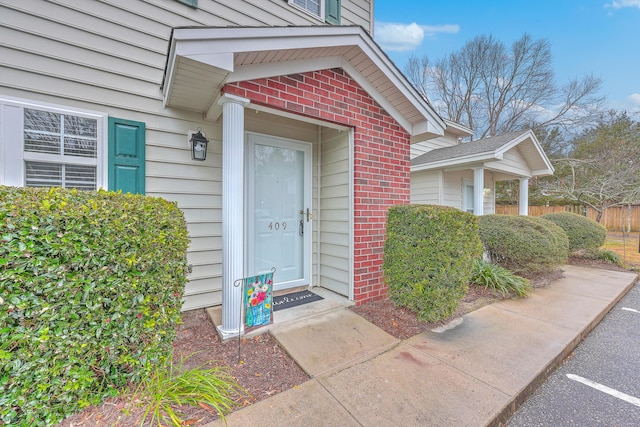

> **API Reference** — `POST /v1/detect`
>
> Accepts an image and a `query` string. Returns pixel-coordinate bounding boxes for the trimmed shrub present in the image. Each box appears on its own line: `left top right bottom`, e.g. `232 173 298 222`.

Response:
383 205 482 322
470 259 531 298
479 215 569 276
0 186 189 426
541 212 606 252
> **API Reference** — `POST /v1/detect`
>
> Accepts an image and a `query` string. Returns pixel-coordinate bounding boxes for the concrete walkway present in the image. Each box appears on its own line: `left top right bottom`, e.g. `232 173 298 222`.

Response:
205 265 638 427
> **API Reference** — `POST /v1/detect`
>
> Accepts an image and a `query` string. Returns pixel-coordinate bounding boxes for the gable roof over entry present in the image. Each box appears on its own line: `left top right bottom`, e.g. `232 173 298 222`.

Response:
411 129 554 177
162 25 445 141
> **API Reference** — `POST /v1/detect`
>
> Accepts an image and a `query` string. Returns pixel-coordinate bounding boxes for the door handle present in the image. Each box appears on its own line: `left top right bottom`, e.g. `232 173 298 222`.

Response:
299 219 304 236
299 208 312 222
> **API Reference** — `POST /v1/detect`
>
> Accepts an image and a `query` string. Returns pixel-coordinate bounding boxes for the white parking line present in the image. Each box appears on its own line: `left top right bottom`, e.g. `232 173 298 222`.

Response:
567 374 640 407
622 307 640 314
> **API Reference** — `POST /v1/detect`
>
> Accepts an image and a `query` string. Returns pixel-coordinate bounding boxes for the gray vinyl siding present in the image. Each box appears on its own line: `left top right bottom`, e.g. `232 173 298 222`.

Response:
0 0 370 310
485 147 532 177
443 171 468 210
341 0 373 32
410 133 459 159
410 170 441 205
318 129 350 297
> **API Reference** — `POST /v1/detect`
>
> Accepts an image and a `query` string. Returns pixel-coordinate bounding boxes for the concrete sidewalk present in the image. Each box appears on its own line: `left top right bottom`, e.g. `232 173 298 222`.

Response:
205 265 638 427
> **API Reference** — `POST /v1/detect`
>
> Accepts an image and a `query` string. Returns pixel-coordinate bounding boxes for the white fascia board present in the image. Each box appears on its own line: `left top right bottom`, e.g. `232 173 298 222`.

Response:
173 27 363 56
531 167 554 176
171 26 445 136
411 152 497 172
484 161 533 178
444 119 474 136
162 38 178 107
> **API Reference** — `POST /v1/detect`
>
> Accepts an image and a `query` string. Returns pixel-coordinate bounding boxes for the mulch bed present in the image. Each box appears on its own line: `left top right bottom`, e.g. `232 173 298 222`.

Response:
57 309 309 427
57 259 626 426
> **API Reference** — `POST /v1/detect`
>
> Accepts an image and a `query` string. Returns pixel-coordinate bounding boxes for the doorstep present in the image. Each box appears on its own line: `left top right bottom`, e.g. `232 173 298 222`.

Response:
206 287 353 339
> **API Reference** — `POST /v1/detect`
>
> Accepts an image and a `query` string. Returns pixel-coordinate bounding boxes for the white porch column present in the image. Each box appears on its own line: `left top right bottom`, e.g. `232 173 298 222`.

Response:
473 167 484 216
218 93 249 339
519 178 529 216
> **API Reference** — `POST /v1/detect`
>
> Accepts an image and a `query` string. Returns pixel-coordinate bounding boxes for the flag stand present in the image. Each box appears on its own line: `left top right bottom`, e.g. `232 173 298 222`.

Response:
236 267 276 363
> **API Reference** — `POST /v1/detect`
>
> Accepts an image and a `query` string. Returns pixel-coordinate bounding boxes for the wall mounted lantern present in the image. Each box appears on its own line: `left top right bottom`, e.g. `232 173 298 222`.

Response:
189 129 209 161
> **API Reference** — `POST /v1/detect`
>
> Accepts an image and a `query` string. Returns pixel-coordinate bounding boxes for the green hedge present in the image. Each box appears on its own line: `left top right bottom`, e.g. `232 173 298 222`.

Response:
478 215 569 276
0 186 189 426
541 212 606 252
383 205 482 322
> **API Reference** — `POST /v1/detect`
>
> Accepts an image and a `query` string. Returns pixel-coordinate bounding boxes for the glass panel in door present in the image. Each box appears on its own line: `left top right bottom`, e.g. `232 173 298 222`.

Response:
247 133 311 290
463 180 474 213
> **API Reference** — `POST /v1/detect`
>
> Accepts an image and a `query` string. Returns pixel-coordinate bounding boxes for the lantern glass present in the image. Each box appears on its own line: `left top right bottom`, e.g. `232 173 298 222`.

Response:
190 131 208 161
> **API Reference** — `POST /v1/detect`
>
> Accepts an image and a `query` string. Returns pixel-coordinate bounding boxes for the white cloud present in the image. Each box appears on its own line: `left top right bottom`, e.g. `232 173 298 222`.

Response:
628 93 640 104
420 24 460 37
374 22 460 52
604 0 640 9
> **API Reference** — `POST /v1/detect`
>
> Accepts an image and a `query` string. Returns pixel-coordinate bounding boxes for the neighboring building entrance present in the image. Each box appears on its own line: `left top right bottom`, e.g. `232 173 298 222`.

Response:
246 133 312 291
463 179 474 214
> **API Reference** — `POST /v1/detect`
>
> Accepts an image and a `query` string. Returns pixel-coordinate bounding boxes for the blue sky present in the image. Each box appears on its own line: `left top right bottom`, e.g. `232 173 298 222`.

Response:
373 0 640 115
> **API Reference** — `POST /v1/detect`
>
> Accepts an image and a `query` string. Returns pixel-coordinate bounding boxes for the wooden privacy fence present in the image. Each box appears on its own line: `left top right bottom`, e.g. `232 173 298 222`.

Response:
495 205 640 231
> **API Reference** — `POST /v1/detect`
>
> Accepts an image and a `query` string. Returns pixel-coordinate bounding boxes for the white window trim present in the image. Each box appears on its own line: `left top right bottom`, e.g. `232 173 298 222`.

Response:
0 95 108 189
288 0 325 22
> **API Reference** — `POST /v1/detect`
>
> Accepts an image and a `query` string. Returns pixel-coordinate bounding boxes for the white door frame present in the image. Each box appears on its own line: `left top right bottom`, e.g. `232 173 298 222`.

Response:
245 132 312 291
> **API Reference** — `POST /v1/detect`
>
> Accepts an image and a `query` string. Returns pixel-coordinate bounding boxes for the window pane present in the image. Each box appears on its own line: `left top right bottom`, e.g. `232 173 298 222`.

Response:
25 161 62 187
24 108 60 134
24 132 61 154
24 109 61 154
64 115 97 138
25 161 97 190
293 0 320 15
24 108 98 158
65 137 97 158
65 164 97 190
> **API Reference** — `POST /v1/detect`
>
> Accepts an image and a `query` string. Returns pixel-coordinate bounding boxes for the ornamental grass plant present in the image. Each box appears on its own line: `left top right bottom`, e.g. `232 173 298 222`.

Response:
132 354 249 427
470 259 532 298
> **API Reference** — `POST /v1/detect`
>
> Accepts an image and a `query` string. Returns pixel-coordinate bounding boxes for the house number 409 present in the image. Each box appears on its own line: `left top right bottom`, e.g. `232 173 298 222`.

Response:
268 222 286 230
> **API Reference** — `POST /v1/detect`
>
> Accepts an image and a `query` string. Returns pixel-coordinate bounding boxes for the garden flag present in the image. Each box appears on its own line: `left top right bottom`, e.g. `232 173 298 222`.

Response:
243 272 274 333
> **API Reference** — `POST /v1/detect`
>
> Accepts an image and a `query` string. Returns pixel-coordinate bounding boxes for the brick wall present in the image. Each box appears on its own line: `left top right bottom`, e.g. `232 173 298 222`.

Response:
223 68 411 305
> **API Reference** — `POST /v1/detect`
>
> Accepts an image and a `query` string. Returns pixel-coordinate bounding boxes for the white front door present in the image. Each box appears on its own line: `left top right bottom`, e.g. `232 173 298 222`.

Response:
246 133 312 291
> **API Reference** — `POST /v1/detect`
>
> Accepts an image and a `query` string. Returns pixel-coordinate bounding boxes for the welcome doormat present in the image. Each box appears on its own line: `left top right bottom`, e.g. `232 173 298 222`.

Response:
272 290 323 312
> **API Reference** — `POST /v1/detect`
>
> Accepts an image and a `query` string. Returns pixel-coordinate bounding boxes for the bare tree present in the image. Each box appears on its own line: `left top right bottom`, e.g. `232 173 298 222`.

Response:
544 112 640 222
406 34 604 139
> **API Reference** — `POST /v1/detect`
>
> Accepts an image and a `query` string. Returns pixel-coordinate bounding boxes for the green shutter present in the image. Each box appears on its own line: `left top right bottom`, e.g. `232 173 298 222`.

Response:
108 117 145 194
325 0 341 25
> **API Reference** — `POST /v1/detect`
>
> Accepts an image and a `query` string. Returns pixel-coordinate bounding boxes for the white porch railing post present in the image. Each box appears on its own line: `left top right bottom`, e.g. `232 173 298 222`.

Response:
473 167 484 216
218 93 249 339
519 178 529 216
